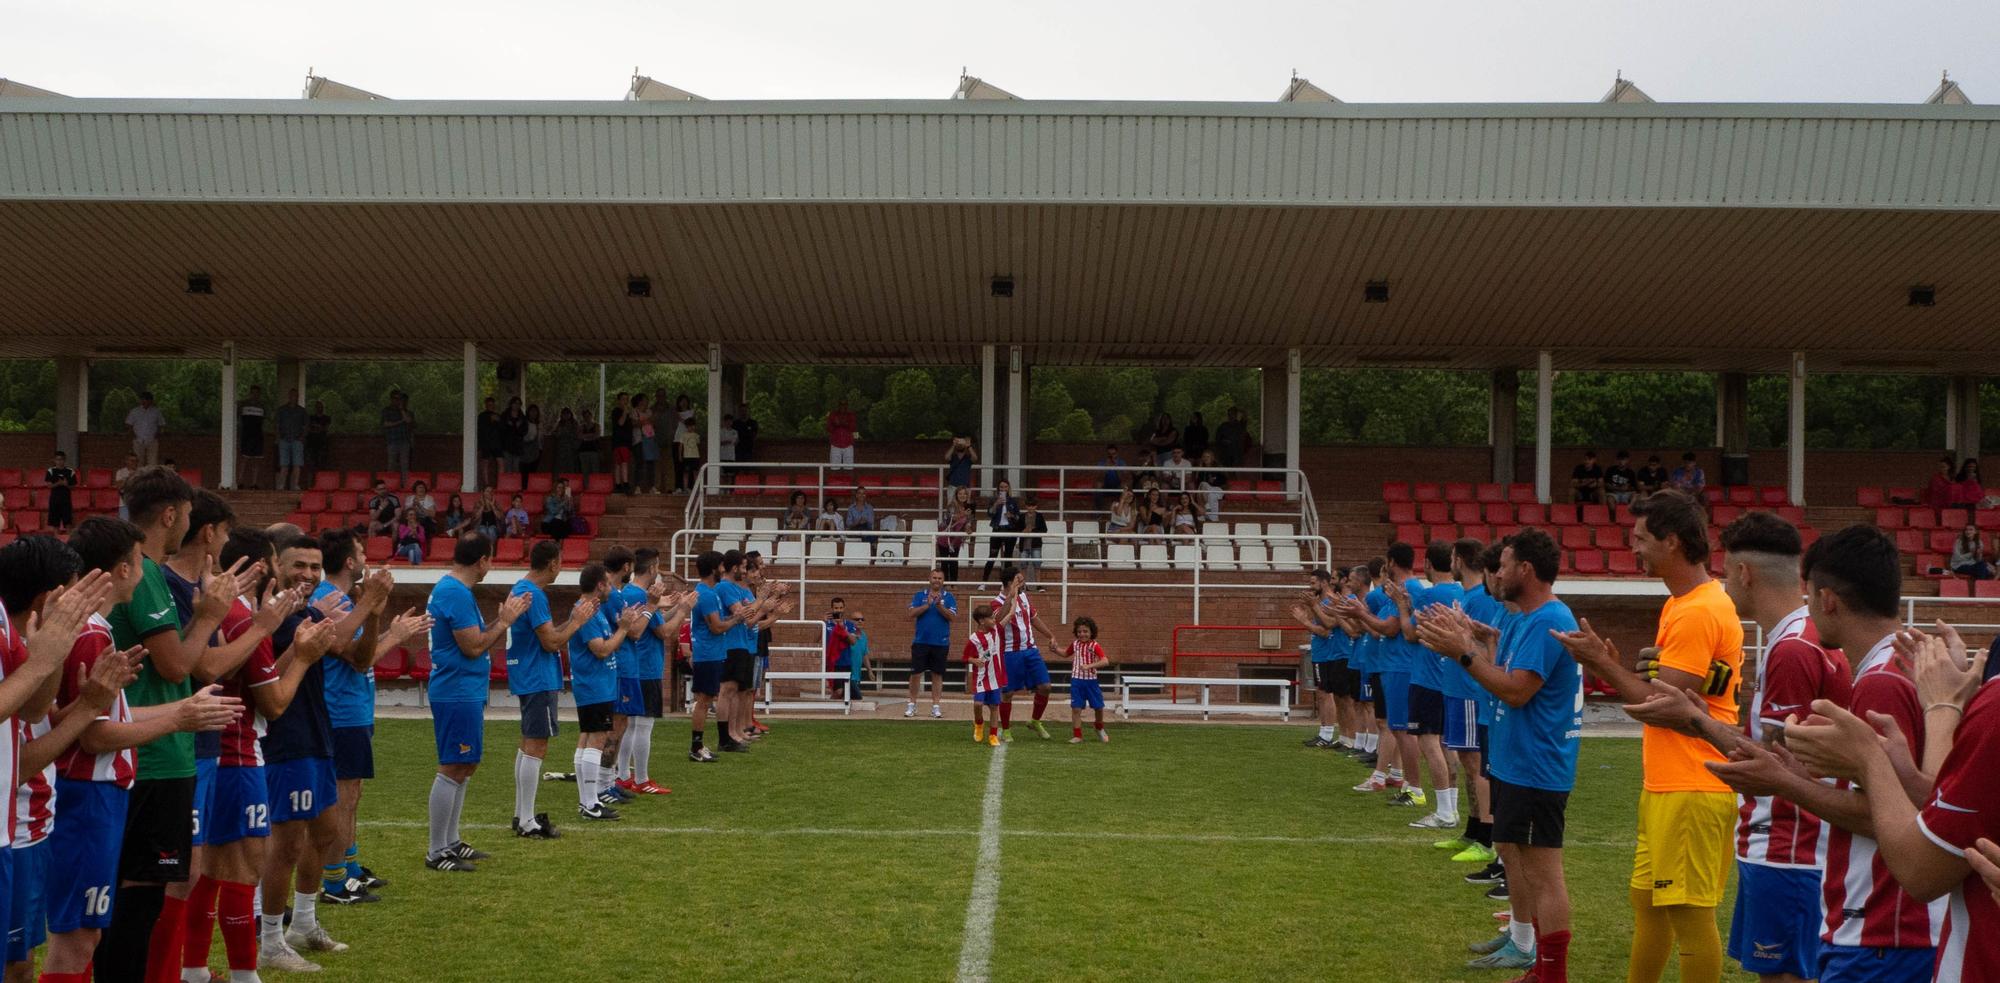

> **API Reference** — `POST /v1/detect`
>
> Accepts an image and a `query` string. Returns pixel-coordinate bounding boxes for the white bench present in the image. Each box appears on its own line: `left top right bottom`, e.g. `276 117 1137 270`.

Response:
1116 675 1292 721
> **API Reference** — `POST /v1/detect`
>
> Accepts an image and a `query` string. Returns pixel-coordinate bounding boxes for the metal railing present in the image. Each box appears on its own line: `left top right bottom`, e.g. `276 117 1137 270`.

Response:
685 460 1320 544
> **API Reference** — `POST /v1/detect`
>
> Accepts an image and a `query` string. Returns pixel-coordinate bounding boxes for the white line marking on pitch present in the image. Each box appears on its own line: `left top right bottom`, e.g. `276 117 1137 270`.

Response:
955 743 1007 983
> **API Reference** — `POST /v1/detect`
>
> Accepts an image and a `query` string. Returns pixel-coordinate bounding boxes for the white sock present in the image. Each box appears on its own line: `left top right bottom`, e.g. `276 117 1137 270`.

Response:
576 748 598 809
614 738 634 783
515 750 542 825
1366 732 1380 752
1317 725 1334 740
185 968 210 982
633 718 654 784
1388 766 1404 781
291 891 318 933
230 970 264 983
260 913 285 944
1440 788 1460 820
1369 770 1387 783
1510 916 1535 952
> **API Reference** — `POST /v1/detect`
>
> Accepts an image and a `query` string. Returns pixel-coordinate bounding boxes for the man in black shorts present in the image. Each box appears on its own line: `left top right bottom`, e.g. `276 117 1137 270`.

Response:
568 563 650 820
905 568 958 719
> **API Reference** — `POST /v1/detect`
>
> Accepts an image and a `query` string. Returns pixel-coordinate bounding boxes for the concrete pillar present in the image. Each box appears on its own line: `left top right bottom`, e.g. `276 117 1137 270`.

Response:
1258 352 1301 495
1788 354 1807 506
500 359 527 407
1717 372 1750 458
597 363 607 430
55 357 85 465
979 345 997 494
1534 351 1553 505
706 343 724 494
1950 376 1982 462
1490 369 1519 485
276 358 306 409
462 342 479 492
219 343 239 489
1946 382 1961 452
718 363 747 420
1005 346 1026 488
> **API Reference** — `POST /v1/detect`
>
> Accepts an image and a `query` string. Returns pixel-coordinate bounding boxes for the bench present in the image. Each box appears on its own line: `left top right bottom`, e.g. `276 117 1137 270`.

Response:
1116 675 1292 722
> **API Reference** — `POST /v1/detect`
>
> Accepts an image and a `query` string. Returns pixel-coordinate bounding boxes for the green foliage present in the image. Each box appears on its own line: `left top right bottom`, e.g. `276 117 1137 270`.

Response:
1301 369 1488 445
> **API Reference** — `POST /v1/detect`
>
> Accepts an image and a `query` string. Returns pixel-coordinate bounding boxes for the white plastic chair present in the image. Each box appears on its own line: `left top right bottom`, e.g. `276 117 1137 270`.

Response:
1272 544 1303 570
776 540 805 564
1105 543 1137 568
1206 544 1237 571
745 539 774 559
841 541 873 566
808 540 839 566
1266 522 1296 540
750 517 779 532
1238 544 1270 571
908 542 936 566
1233 521 1263 539
1139 544 1170 570
911 518 940 536
1172 543 1202 570
714 537 742 555
719 517 748 534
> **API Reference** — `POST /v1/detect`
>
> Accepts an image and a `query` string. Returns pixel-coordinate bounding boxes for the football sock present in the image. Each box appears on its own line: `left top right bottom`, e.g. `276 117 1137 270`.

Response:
427 774 460 857
999 703 1012 728
1665 902 1722 983
1073 726 1083 739
99 884 163 981
1538 928 1572 983
290 891 318 934
614 736 635 782
1439 788 1460 819
1626 888 1673 983
260 913 284 947
345 844 361 884
450 774 470 842
1317 726 1334 740
182 876 222 975
321 862 346 895
1509 915 1535 952
217 881 259 971
633 717 655 783
146 893 189 983
691 728 704 751
1368 770 1387 784
1031 691 1049 720
577 748 601 810
1388 767 1404 781
514 750 541 825
1095 723 1106 733
37 973 88 982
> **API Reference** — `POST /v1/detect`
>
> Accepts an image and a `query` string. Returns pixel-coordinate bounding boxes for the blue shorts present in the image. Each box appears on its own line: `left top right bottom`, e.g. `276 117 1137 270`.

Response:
691 660 725 697
615 676 648 716
277 439 304 468
1003 649 1050 693
431 700 485 764
1443 697 1480 751
1729 862 1823 979
1815 943 1934 983
1069 678 1105 710
265 757 336 824
189 756 218 847
45 779 123 933
1379 671 1412 731
207 766 271 846
7 840 45 962
331 725 375 780
973 689 1003 707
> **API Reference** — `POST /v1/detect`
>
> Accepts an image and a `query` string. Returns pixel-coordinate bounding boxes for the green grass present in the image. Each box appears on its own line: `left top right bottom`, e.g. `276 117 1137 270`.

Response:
281 718 1723 982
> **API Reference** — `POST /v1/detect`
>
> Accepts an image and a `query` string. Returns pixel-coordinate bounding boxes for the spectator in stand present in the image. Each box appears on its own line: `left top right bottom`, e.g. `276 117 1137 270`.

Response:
504 495 531 537
366 480 400 537
1173 493 1201 535
476 396 504 490
439 493 469 538
1604 450 1637 505
1214 406 1249 469
1195 450 1225 522
275 387 307 491
126 389 165 464
718 413 739 480
1570 449 1603 504
826 399 858 471
382 390 415 486
981 480 1022 584
1105 488 1136 537
474 489 503 541
1096 445 1124 510
1137 489 1169 542
673 416 702 494
45 450 76 531
783 491 812 530
405 479 439 533
393 507 428 564
1636 453 1669 496
1922 454 1957 510
609 392 632 492
500 397 527 474
550 407 579 474
845 489 877 542
733 403 759 467
946 436 978 500
814 501 845 531
671 393 696 442
1952 524 1994 580
937 502 971 582
1147 414 1179 463
1131 448 1160 491
1183 412 1210 461
1952 458 1986 509
577 408 602 476
305 398 331 484
520 404 544 475
114 452 140 520
1160 446 1193 493
631 394 658 494
1669 452 1706 497
541 478 576 540
237 383 267 489
1018 499 1048 585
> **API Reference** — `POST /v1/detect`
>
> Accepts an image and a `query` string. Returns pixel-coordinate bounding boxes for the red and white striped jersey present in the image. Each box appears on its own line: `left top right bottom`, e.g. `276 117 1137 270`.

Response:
1736 607 1851 868
963 631 1007 694
12 717 53 847
217 597 280 768
1820 634 1946 950
988 593 1037 653
56 614 136 789
1069 640 1106 681
0 611 26 836
1916 678 2000 982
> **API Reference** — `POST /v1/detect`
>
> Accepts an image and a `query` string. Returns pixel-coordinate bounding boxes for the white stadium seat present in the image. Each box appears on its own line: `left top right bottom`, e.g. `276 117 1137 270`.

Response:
911 518 939 535
751 516 779 532
1071 520 1101 563
1172 543 1201 570
875 540 905 564
809 540 839 566
1205 544 1236 571
841 541 872 565
1266 522 1295 540
746 539 774 559
1271 544 1303 570
1105 543 1137 567
1233 521 1263 539
1237 544 1270 571
1139 544 1170 570
908 542 936 566
719 517 748 534
776 540 804 563
714 537 742 555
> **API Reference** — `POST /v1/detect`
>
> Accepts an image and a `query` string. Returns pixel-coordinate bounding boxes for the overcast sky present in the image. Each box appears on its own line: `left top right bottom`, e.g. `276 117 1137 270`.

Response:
4 0 1995 104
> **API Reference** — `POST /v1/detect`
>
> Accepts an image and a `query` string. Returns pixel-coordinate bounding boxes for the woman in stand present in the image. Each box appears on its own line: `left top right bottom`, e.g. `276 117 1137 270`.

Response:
783 491 814 530
553 407 580 475
541 480 576 540
578 408 602 477
980 480 1021 584
1951 458 1987 509
1951 523 1994 580
438 493 469 538
393 507 428 564
1194 450 1227 523
404 479 438 534
474 489 504 541
1105 488 1136 537
936 501 972 584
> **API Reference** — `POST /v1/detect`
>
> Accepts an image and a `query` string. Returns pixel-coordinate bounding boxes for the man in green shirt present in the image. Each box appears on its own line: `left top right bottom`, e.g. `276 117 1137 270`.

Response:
95 466 240 979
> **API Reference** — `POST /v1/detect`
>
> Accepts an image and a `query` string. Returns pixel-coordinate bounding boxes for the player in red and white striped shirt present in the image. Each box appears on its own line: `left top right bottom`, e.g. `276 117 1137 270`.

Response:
963 607 1006 747
1065 617 1110 744
989 566 1060 741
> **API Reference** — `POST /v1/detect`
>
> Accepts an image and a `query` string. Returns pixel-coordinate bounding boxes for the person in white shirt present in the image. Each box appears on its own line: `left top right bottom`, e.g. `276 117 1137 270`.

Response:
125 391 165 465
1160 446 1193 493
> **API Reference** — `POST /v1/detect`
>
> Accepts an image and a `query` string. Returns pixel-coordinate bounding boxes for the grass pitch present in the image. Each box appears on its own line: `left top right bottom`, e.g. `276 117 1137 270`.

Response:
279 717 1716 982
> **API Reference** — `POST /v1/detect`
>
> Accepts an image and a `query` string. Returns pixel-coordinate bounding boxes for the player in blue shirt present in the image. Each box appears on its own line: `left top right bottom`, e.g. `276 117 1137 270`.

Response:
1340 544 1426 806
715 551 776 753
1339 564 1382 765
686 551 739 762
594 548 641 806
567 562 652 821
505 540 599 839
905 568 958 719
1292 568 1345 749
1413 528 1580 980
608 548 687 797
1400 541 1468 833
1428 537 1504 865
421 534 531 872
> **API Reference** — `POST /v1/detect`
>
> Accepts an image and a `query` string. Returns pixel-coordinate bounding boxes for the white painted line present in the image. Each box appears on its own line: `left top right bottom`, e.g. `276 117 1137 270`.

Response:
955 743 1007 983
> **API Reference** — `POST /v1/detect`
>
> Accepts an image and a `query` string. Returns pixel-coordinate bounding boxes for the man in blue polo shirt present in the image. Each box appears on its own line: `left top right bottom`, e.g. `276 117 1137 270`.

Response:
1293 568 1343 749
1341 546 1425 805
1402 541 1466 833
595 548 641 806
687 551 737 762
905 568 958 719
715 551 760 752
567 562 649 822
614 548 679 795
506 540 598 839
422 534 530 872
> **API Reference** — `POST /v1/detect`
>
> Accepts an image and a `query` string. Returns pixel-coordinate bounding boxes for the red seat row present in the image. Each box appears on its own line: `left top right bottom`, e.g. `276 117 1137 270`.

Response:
2 488 125 511
1383 481 1536 505
1937 579 2000 598
0 468 202 490
1875 507 2000 531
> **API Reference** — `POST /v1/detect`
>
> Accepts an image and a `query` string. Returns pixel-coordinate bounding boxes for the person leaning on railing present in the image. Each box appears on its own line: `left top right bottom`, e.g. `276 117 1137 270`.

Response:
937 502 971 583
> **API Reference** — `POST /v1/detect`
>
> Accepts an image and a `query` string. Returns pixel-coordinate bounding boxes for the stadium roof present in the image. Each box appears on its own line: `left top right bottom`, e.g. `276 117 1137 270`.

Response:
1 96 1997 371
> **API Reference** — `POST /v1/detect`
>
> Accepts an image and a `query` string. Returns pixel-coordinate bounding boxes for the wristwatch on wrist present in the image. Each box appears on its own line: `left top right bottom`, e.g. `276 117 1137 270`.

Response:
1459 652 1474 668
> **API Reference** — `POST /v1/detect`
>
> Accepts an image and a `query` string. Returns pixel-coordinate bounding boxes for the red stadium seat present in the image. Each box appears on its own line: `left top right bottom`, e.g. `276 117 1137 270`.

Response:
426 538 455 563
1855 487 1884 507
1930 531 1958 553
1887 487 1918 504
1776 506 1805 525
1548 504 1578 526
1572 551 1606 575
495 539 526 564
526 473 553 494
1560 527 1594 550
915 474 942 496
364 536 393 563
1703 488 1724 505
312 471 340 491
1799 527 1821 548
1475 483 1506 503
406 471 435 490
1708 551 1725 576
1451 503 1481 525
1483 503 1513 525
1594 526 1628 549
1711 505 1742 526
13 512 42 534
330 491 359 513
1426 525 1458 544
1979 509 2000 531
1607 551 1640 575
585 474 613 494
1894 530 1923 553
1387 502 1417 524
300 490 329 512
0 470 21 488
1908 510 1939 530
561 538 590 565
1459 525 1492 544
1939 578 1971 598
1516 504 1546 526
1443 482 1475 503
1760 487 1789 506
406 648 433 683
1579 504 1610 526
373 648 407 681
85 468 114 488
181 470 205 488
342 471 371 492
1874 508 1906 530
1507 484 1535 504
1977 580 2000 599
1412 483 1442 503
888 475 918 497
92 489 120 511
1382 482 1411 502
1419 502 1448 525
579 494 607 517
1942 508 1969 529
25 469 47 489
496 473 523 493
284 511 309 529
1918 554 1946 578
490 651 508 681
1726 487 1755 506
1394 524 1425 546
521 494 544 515
1035 476 1060 494
313 513 347 533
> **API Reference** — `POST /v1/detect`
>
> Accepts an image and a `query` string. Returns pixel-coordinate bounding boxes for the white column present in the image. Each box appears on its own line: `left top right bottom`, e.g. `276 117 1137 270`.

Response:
54 357 85 465
979 345 997 494
73 359 90 441
461 341 479 492
1714 378 1726 449
706 343 723 494
1005 346 1025 488
597 363 607 429
1945 381 1961 452
219 343 238 489
1283 348 1302 499
1788 352 1807 506
1534 350 1553 505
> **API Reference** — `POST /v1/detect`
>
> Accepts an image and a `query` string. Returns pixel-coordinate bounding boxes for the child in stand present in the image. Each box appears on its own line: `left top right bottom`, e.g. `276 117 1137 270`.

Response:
1067 616 1110 743
45 451 77 532
965 607 1007 747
